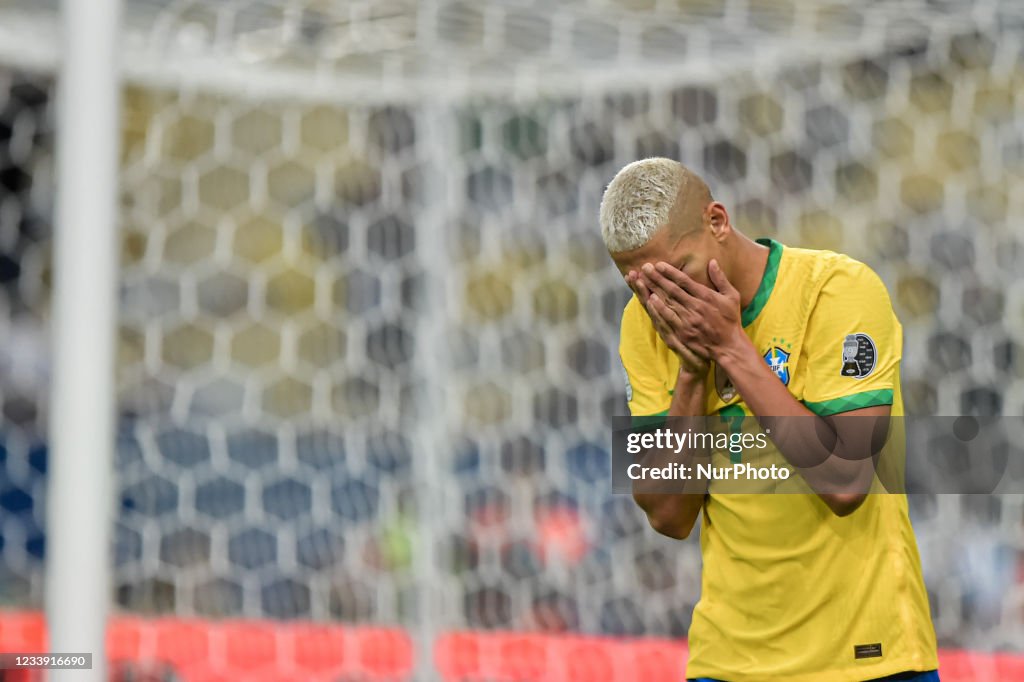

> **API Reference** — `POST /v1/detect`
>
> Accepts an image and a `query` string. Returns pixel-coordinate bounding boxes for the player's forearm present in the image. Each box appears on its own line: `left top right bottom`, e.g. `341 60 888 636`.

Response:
632 371 708 539
715 333 875 514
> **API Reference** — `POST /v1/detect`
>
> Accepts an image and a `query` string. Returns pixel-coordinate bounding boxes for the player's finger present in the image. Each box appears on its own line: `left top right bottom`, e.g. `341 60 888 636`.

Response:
646 298 673 338
625 271 641 300
678 304 703 330
655 262 715 302
636 269 666 300
634 276 652 305
678 344 710 369
646 292 665 322
649 286 700 337
644 263 701 307
627 272 653 308
648 292 685 329
645 274 694 318
708 259 739 299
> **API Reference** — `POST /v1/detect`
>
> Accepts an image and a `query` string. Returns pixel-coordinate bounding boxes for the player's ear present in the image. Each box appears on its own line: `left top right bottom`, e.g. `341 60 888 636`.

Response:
707 202 730 240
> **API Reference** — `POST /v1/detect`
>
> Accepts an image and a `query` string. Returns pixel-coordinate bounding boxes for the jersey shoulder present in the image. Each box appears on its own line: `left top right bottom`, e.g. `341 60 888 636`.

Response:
619 293 677 418
619 294 662 363
785 243 880 274
780 244 890 301
621 293 646 329
780 243 857 277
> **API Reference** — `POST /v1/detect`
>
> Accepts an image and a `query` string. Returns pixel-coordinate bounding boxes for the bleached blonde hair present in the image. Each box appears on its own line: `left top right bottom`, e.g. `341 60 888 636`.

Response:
599 158 696 253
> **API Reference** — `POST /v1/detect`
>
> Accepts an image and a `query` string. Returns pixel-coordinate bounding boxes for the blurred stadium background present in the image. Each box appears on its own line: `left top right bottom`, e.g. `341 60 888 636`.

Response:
0 0 1023 679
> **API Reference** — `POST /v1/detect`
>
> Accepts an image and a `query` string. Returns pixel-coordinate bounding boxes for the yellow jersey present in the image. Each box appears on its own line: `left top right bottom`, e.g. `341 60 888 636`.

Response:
619 238 938 681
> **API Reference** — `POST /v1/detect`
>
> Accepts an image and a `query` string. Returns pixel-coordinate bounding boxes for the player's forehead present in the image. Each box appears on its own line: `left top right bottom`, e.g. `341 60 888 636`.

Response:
609 229 673 273
610 223 701 274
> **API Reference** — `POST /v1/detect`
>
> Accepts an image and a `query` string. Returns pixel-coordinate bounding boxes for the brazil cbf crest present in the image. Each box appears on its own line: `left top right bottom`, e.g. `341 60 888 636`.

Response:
763 344 791 385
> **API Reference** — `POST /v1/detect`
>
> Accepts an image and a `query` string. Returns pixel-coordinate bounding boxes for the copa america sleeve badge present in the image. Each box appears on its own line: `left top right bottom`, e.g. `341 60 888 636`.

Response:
841 333 876 378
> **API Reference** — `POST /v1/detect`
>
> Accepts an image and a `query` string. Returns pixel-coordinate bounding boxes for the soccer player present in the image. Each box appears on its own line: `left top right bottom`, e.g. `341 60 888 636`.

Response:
601 158 939 681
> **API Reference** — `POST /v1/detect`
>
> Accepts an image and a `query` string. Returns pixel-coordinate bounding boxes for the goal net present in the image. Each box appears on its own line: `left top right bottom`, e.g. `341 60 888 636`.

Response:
0 0 1022 678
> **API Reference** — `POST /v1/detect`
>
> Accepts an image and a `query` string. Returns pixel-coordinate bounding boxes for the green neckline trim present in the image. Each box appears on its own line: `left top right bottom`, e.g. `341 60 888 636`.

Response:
741 238 783 327
803 389 894 416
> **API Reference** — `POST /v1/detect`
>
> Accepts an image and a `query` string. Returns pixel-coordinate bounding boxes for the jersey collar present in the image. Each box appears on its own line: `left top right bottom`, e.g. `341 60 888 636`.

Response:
741 238 782 327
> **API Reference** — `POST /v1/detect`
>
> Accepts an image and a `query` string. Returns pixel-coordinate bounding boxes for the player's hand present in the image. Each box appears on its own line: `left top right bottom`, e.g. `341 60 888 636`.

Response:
639 260 744 362
627 269 710 377
647 291 711 377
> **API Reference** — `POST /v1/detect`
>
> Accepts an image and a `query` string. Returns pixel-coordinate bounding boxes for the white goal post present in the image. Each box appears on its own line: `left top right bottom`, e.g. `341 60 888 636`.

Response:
46 1 123 681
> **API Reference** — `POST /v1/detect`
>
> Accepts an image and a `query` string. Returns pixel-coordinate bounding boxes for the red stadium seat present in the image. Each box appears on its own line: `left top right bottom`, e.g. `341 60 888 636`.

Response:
107 617 142 660
222 622 278 672
630 638 688 681
435 631 483 680
289 623 346 675
938 649 986 681
498 633 549 681
5 610 1024 681
154 620 209 671
356 627 414 679
994 652 1024 681
0 611 45 651
562 636 616 682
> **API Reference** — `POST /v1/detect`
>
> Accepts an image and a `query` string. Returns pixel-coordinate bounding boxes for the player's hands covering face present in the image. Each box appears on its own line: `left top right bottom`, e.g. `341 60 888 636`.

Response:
626 268 709 378
632 259 743 369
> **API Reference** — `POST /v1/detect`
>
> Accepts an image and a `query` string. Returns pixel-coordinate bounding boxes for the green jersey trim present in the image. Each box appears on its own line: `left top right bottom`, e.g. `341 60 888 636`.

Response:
741 238 783 328
803 389 894 416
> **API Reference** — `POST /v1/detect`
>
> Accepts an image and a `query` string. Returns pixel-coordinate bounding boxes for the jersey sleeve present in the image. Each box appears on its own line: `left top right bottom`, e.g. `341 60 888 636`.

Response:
619 297 672 422
800 261 902 416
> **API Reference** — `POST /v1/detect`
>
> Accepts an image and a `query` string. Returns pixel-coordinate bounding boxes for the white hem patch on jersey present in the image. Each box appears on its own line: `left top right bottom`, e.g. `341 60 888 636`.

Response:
620 356 633 402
